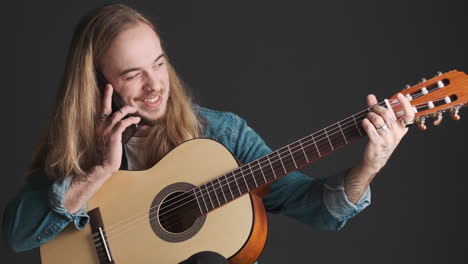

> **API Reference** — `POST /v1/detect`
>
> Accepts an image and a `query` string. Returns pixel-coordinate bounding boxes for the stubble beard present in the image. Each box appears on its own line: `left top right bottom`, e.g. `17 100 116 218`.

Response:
136 101 168 127
138 113 165 126
135 90 169 127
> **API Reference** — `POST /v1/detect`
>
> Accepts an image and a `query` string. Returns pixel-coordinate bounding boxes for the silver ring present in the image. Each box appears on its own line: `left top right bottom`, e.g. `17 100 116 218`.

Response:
376 124 388 132
403 119 414 126
100 113 110 121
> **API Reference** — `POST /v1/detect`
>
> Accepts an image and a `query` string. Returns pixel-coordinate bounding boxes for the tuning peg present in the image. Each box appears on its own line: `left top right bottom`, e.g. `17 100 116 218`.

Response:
416 117 427 131
437 71 443 76
432 112 443 126
405 84 411 89
450 106 461 120
421 77 427 82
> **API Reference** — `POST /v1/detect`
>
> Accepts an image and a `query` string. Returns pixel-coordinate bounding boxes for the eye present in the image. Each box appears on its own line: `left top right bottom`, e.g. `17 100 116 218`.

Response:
125 72 140 80
154 61 165 69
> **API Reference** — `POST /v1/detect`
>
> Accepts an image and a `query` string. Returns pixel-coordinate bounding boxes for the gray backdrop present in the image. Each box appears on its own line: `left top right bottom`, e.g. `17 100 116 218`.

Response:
2 0 468 263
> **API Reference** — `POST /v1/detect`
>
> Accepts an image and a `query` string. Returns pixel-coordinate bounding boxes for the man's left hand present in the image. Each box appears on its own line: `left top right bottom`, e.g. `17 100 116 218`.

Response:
344 93 415 203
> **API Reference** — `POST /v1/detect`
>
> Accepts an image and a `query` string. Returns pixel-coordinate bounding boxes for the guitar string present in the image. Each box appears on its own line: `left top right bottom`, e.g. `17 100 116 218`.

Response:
93 102 384 249
92 101 391 248
92 90 449 244
95 99 453 251
145 101 402 223
94 96 448 246
95 98 444 251
152 94 460 234
92 93 437 243
99 99 430 243
91 99 389 240
106 89 441 232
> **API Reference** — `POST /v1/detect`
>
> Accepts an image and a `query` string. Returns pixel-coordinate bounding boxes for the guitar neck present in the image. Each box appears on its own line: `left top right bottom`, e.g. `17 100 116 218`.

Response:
194 106 379 214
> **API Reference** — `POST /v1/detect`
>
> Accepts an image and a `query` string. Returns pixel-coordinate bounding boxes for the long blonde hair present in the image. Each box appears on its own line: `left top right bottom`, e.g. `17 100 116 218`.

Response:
30 4 202 181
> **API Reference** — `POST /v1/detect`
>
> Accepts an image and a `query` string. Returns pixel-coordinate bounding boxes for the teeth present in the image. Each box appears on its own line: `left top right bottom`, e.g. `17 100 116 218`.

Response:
144 96 159 103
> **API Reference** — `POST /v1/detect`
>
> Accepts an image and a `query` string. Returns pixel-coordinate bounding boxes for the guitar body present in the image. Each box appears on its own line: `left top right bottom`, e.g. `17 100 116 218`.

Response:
40 138 268 264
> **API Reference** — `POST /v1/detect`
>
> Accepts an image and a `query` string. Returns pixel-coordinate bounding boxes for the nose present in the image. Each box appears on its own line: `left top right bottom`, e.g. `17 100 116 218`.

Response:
143 70 162 93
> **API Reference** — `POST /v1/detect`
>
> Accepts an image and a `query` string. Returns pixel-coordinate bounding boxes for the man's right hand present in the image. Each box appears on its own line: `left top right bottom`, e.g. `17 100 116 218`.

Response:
96 83 141 176
63 84 140 214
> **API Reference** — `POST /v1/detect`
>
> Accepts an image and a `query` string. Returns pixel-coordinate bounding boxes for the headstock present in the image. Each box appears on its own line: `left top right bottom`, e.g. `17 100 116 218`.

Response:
389 70 468 130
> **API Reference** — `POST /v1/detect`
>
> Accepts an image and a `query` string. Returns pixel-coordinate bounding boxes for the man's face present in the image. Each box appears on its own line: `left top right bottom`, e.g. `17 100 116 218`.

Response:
100 22 170 125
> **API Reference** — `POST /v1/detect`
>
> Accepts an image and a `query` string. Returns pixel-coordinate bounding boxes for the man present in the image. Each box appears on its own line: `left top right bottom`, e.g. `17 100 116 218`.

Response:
2 4 414 263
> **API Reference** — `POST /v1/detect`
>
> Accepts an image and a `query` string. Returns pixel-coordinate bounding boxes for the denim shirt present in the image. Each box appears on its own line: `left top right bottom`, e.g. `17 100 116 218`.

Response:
2 105 370 255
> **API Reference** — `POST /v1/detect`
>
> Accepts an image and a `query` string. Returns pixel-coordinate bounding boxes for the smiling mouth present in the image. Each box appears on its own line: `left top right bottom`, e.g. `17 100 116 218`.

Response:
143 95 160 103
141 95 162 108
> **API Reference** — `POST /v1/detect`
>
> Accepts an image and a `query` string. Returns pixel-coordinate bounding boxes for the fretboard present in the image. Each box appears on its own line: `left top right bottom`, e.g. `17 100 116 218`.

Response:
193 108 372 215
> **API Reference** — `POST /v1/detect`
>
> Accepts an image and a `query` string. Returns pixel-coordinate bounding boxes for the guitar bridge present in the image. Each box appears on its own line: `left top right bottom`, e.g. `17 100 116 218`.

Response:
89 208 115 264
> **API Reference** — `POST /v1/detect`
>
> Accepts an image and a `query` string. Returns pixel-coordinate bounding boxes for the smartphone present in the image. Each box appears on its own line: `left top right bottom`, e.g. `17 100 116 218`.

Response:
96 71 138 144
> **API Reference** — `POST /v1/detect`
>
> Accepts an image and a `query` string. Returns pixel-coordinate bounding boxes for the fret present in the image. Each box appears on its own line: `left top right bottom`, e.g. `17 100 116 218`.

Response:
248 162 263 186
203 183 212 209
198 185 210 212
299 136 316 161
330 123 347 148
298 139 309 163
217 177 228 204
225 173 236 198
311 135 321 157
266 153 278 178
195 186 208 213
256 159 268 183
287 144 298 168
193 188 204 214
272 151 287 176
276 150 287 174
245 164 258 188
210 181 221 208
235 167 249 194
224 173 235 200
314 135 329 155
233 172 242 195
352 114 363 136
342 117 362 141
278 147 294 172
259 155 276 180
323 127 334 151
204 184 214 210
337 121 348 144
240 167 250 192
224 172 240 198
289 141 307 166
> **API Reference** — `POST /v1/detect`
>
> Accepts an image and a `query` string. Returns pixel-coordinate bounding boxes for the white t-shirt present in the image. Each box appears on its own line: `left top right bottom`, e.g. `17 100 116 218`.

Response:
123 137 146 171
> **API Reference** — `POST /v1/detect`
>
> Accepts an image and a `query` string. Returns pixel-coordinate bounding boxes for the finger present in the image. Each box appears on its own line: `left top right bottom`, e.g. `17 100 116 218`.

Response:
109 106 138 128
102 84 113 115
110 117 141 142
367 111 386 129
372 105 397 129
362 118 381 143
366 94 378 107
397 93 415 125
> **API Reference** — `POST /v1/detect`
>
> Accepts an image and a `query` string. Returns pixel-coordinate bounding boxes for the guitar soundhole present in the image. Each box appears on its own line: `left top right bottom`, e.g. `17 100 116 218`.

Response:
159 191 199 233
150 182 206 242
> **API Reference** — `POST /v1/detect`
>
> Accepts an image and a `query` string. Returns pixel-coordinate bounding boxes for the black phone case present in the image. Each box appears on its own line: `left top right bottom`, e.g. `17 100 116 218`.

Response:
96 71 138 144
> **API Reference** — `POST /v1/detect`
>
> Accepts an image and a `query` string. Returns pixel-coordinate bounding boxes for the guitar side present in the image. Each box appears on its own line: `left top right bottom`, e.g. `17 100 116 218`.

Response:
40 138 268 264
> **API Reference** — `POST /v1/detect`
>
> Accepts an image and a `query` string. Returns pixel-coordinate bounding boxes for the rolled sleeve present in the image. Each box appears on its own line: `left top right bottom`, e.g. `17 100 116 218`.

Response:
323 170 371 222
2 172 89 252
197 107 371 231
264 171 345 231
49 175 89 230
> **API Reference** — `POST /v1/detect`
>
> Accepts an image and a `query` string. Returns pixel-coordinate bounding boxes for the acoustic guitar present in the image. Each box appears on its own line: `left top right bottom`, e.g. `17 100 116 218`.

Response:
40 70 468 264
